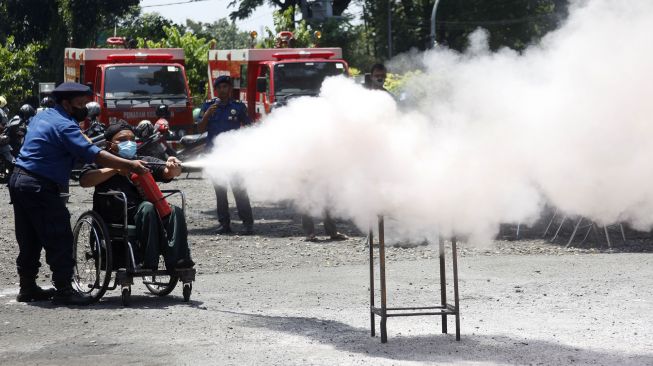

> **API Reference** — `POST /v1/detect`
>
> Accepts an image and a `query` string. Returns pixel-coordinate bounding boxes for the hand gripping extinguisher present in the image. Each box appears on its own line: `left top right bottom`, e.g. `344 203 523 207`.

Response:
130 171 172 219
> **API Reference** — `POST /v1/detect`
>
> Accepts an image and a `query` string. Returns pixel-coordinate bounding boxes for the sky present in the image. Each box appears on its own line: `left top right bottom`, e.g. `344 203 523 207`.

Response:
140 0 276 34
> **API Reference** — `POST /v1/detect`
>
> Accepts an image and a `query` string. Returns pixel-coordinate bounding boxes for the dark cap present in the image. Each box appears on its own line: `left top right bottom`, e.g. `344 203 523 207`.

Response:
104 120 134 141
52 82 92 102
213 75 232 87
52 82 92 95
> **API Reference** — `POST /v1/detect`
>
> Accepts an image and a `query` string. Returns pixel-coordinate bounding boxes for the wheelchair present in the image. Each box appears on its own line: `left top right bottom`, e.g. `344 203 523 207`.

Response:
71 190 196 306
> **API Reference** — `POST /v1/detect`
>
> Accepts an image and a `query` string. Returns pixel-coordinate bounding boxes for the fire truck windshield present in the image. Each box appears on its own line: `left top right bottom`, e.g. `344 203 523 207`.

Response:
104 65 187 99
274 62 346 96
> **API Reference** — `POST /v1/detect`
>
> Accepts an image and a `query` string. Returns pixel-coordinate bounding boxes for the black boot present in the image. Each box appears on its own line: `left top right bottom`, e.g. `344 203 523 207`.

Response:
216 223 232 235
16 276 56 302
241 223 254 236
52 282 91 306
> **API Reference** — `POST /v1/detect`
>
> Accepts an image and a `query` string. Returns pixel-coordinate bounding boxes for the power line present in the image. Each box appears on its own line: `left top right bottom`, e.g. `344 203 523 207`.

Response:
141 0 216 8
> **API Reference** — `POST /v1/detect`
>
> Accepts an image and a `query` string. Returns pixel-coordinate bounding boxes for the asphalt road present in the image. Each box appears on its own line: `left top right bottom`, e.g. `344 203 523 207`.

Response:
0 177 652 365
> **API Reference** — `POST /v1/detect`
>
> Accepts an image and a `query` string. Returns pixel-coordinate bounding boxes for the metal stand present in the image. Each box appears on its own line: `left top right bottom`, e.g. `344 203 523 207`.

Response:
368 215 460 343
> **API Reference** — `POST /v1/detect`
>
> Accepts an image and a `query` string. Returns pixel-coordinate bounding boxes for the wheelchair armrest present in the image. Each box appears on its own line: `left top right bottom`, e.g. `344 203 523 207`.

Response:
160 189 186 213
97 191 129 229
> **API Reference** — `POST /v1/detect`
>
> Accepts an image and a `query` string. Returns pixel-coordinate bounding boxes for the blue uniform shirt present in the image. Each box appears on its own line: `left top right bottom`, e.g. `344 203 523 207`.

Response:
200 99 250 150
16 105 101 186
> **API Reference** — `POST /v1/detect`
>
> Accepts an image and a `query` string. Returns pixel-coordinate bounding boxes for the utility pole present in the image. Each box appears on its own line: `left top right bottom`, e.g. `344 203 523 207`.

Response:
387 0 393 58
430 0 442 48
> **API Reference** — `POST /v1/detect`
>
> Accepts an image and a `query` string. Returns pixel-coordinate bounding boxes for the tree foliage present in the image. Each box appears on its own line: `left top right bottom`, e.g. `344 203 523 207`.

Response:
111 9 178 43
186 19 252 49
0 37 43 111
228 0 354 21
0 0 138 85
138 27 211 105
363 0 569 59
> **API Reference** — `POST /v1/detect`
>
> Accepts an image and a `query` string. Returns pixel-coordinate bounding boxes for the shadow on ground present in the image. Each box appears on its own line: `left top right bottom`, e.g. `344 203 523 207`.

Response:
187 204 363 239
24 291 205 310
221 310 652 365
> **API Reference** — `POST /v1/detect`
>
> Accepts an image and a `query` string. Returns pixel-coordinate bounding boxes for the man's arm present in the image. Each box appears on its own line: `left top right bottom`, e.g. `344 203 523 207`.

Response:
198 102 218 132
95 150 148 174
79 167 119 188
240 104 252 126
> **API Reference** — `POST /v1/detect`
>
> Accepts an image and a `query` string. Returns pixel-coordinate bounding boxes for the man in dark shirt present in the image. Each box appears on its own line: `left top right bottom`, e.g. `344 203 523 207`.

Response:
199 75 254 235
79 122 194 271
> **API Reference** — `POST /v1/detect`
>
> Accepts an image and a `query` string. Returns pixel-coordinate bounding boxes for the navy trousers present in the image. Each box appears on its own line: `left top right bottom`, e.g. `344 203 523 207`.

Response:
214 180 253 226
9 169 74 286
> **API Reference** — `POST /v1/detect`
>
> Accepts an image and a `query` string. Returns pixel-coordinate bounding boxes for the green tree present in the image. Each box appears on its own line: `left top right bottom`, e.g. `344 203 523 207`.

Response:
139 27 212 105
186 19 252 49
258 7 313 48
228 0 354 22
109 10 179 44
0 37 43 112
363 0 568 59
0 0 138 85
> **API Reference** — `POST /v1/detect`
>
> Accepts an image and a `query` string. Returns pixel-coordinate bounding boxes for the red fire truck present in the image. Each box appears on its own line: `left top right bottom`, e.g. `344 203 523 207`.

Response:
206 46 349 120
64 41 194 137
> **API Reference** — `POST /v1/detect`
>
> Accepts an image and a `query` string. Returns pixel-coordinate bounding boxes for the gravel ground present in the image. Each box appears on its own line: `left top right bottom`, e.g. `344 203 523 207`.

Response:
0 176 652 365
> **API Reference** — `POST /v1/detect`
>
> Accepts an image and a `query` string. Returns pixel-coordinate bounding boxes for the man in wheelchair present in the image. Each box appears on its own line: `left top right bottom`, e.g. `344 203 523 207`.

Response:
79 122 194 271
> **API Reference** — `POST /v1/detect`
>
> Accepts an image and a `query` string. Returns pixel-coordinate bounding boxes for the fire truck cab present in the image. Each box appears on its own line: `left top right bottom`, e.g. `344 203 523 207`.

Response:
207 47 348 120
64 44 194 137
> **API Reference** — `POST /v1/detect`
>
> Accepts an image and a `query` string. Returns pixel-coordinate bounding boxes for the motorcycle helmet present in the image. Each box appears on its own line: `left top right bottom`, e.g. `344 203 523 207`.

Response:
135 120 154 139
86 101 101 119
154 118 169 134
155 104 170 118
18 104 36 120
40 96 55 108
192 107 201 122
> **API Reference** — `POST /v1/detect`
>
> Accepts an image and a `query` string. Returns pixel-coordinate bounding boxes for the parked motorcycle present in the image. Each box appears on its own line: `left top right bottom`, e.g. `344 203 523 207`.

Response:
0 127 13 183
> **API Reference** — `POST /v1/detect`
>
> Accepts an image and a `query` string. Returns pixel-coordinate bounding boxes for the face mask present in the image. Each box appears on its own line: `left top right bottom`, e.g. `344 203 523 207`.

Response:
117 140 137 159
71 105 88 122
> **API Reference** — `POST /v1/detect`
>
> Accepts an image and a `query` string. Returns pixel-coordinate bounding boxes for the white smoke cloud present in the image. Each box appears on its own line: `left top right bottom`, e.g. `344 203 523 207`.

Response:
202 0 653 243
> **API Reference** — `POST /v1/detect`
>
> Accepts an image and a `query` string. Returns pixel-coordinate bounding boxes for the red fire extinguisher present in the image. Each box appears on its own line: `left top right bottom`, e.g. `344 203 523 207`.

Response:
130 171 172 219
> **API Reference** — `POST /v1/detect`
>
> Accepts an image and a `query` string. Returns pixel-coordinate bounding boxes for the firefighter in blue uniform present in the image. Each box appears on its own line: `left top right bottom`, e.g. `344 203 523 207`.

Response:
198 75 254 235
9 82 149 305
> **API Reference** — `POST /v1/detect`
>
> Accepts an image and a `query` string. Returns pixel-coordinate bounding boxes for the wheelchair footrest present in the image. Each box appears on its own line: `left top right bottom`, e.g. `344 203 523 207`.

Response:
176 268 196 282
115 269 134 286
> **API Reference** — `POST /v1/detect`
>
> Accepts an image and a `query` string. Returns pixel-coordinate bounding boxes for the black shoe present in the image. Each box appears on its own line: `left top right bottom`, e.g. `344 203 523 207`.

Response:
16 285 56 302
52 286 91 306
175 258 195 269
241 224 254 236
304 233 318 242
329 232 349 241
216 224 232 235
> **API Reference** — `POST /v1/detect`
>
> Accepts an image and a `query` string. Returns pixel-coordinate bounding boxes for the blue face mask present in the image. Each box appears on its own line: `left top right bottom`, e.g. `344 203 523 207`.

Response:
117 140 137 159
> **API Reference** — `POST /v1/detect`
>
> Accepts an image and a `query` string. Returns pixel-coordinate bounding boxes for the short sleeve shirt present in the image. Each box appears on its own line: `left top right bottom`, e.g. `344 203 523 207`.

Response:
200 99 250 150
15 105 101 186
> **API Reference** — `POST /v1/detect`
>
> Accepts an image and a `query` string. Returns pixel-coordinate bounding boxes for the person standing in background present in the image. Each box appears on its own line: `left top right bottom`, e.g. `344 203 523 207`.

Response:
198 75 254 235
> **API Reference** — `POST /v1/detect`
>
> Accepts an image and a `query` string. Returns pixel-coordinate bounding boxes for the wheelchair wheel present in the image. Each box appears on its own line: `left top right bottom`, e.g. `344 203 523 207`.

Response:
72 211 112 303
143 257 178 296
